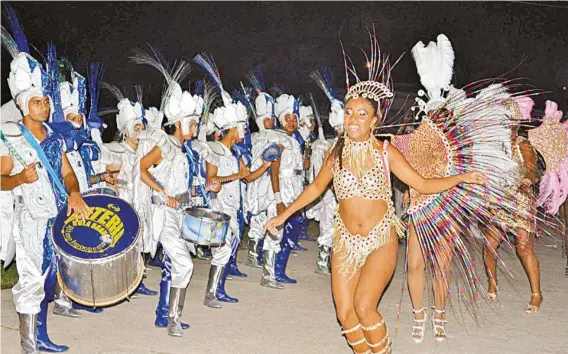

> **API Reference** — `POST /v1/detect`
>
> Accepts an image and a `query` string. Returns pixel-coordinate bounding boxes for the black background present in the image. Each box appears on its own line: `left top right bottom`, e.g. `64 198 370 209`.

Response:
2 1 567 135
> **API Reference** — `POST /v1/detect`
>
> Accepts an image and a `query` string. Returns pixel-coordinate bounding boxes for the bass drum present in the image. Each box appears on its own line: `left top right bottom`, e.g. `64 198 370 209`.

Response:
52 193 143 307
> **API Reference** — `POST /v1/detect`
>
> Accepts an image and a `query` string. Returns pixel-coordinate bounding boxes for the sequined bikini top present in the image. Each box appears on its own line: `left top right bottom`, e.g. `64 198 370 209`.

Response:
333 140 392 201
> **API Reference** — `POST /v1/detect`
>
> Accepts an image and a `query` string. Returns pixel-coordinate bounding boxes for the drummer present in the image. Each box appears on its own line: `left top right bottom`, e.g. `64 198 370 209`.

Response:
0 27 91 353
193 53 273 308
101 83 159 298
138 54 219 337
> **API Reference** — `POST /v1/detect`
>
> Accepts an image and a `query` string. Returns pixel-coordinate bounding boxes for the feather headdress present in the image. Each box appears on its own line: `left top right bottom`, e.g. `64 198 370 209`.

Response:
342 25 399 122
310 66 344 132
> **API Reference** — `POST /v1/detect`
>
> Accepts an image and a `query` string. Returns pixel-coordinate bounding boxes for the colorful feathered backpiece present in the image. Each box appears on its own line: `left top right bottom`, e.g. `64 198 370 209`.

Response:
390 79 548 320
528 101 568 215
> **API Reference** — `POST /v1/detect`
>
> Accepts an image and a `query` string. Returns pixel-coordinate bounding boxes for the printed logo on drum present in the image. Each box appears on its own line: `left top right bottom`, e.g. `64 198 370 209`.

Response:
62 204 125 253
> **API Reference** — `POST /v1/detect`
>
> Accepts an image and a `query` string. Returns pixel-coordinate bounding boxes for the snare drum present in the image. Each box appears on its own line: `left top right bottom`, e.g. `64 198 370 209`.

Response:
181 207 230 246
83 186 118 197
52 194 143 307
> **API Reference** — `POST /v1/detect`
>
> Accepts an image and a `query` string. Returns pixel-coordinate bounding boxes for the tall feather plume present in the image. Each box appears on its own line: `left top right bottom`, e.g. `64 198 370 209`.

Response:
46 42 65 123
194 79 204 96
4 6 30 55
135 84 143 105
102 82 126 102
58 57 74 83
247 66 267 94
193 52 224 94
202 79 218 119
412 34 454 100
87 63 105 123
309 66 339 102
130 45 192 112
1 26 19 58
130 45 191 111
269 83 286 98
233 83 256 119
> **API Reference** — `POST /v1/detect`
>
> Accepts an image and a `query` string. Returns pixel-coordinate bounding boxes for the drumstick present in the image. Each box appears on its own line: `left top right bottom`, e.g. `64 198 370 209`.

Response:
93 169 121 178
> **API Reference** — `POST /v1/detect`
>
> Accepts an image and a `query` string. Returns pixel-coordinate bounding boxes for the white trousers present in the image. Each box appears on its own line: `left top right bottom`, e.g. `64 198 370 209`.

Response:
248 212 267 242
262 202 284 253
0 191 16 264
317 192 336 248
210 202 239 267
157 208 194 288
11 206 48 315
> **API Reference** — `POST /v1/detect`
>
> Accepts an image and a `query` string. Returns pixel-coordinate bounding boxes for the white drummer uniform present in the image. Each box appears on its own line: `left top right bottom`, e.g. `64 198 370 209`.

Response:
59 76 92 193
0 100 23 267
204 141 242 266
263 95 304 252
149 133 194 288
1 121 60 315
306 136 337 249
133 107 164 255
245 92 277 255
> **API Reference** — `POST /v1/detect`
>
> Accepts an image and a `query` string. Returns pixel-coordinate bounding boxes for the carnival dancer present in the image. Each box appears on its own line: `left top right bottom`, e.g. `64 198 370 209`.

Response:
262 93 305 285
483 98 564 313
102 82 158 297
307 66 344 276
1 14 91 352
391 34 538 342
265 30 487 354
245 67 278 270
194 53 272 307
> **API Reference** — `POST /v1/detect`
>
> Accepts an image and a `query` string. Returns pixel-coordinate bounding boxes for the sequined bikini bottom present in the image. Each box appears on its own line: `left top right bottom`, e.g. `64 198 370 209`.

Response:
333 210 404 280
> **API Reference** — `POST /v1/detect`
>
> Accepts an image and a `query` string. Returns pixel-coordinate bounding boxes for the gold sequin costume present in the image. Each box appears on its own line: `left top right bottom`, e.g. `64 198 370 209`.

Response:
331 138 404 277
493 137 536 233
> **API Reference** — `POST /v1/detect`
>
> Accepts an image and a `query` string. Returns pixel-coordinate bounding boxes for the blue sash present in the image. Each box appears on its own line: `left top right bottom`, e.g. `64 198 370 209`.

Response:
19 124 67 197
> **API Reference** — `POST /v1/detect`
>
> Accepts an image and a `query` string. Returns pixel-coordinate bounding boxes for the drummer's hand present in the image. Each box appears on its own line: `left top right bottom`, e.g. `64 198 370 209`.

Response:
17 162 39 184
264 215 286 239
277 144 285 152
166 196 179 209
102 169 116 185
206 181 221 193
238 166 250 180
262 160 272 168
277 202 286 216
67 192 92 221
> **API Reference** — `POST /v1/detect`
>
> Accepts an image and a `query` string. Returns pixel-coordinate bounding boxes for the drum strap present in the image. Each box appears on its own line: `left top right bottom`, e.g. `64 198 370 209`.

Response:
19 124 67 197
185 142 210 207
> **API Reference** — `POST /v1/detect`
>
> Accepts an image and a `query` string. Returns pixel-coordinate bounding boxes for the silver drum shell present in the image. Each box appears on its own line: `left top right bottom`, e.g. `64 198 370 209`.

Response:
55 236 144 307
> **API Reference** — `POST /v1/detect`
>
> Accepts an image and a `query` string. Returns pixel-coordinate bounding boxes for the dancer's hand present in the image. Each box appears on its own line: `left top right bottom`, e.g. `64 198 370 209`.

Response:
461 171 487 185
264 215 286 239
67 192 92 221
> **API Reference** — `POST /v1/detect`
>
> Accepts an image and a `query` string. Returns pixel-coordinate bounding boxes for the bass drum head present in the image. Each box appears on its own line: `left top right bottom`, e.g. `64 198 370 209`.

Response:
52 194 140 260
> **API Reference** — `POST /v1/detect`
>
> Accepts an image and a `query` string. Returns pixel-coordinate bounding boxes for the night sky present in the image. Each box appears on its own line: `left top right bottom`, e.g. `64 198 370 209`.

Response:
2 1 567 132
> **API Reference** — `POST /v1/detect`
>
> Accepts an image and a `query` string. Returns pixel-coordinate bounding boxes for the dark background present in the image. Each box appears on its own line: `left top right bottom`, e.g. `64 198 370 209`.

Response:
2 1 567 134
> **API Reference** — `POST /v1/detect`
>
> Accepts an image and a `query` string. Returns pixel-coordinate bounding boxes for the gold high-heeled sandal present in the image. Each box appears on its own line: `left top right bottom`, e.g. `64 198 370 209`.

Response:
524 293 543 313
